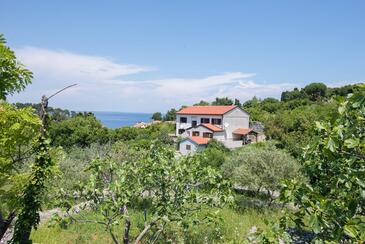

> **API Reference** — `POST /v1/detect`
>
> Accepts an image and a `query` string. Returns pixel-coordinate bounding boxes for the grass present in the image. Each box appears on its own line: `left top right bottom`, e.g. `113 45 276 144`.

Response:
31 199 281 244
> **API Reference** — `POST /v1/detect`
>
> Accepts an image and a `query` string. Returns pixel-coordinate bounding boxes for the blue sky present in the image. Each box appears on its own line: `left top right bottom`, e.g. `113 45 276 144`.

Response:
2 0 365 112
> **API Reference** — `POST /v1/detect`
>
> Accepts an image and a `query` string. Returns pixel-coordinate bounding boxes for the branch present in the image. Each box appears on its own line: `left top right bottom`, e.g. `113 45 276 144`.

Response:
342 150 365 160
107 217 119 244
150 222 166 244
133 221 156 244
65 210 107 226
47 84 77 100
123 219 131 244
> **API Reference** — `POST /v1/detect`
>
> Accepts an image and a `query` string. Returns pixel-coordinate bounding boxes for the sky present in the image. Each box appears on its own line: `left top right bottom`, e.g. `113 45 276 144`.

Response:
2 0 365 113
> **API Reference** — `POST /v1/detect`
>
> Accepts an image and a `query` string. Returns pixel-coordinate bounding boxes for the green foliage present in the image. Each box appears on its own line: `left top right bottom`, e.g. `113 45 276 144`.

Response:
246 96 338 157
196 139 229 169
49 112 110 148
327 84 360 97
0 103 41 216
163 108 176 121
303 82 327 101
112 122 174 149
14 102 77 122
56 143 231 243
12 136 56 243
243 96 260 108
234 98 241 107
212 97 234 105
151 112 162 121
281 83 358 103
0 34 33 100
44 144 124 207
258 86 365 242
194 100 210 106
281 87 306 102
222 142 302 203
112 126 140 141
31 207 281 243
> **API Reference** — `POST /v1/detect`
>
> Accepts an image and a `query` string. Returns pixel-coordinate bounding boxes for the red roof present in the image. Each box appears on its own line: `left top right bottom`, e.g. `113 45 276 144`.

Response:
189 136 210 145
176 105 237 115
200 123 223 132
232 128 253 135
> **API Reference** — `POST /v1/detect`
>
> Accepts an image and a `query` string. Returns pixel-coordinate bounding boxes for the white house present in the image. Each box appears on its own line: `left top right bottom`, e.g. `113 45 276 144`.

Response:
176 105 263 155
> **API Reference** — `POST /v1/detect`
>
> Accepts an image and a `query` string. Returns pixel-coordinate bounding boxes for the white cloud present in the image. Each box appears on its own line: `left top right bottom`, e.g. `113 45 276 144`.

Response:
15 47 153 83
9 47 297 112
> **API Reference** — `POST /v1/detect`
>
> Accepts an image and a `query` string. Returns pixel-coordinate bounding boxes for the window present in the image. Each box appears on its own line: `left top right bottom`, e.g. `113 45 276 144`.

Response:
200 118 210 123
212 118 222 125
203 132 213 138
178 129 185 134
192 131 199 136
192 120 197 127
180 117 187 123
186 144 191 150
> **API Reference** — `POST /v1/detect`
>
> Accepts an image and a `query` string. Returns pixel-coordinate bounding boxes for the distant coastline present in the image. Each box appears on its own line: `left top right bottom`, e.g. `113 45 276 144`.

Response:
92 111 152 128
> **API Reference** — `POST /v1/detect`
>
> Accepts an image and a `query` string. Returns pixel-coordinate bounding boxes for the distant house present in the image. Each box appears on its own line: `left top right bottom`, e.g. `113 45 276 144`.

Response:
176 105 264 155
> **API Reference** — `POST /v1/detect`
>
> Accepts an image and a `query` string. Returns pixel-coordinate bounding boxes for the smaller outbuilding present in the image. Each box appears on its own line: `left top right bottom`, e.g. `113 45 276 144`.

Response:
178 136 210 155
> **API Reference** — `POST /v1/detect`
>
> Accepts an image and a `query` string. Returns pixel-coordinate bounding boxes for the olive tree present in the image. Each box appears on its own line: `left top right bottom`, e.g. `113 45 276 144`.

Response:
222 142 302 204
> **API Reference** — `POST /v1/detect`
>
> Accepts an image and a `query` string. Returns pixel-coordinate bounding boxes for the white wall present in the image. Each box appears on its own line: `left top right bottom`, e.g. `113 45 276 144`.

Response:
179 140 206 155
213 131 225 141
176 114 223 135
222 108 250 140
222 139 244 149
182 125 213 137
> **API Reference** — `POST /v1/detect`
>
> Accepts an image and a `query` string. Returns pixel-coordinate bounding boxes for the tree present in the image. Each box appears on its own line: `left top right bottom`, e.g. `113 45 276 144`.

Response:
197 139 229 168
56 143 230 243
276 86 365 242
194 100 210 106
303 82 327 101
14 102 76 122
280 88 304 102
261 97 280 113
212 97 233 105
222 142 302 204
0 34 33 100
49 112 110 148
0 104 41 240
163 108 176 121
151 112 162 121
242 96 260 108
234 98 241 107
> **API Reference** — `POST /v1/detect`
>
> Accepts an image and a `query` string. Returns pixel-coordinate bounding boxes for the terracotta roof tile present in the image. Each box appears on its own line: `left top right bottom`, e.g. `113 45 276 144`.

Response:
189 136 210 145
232 128 253 135
201 123 223 132
176 105 237 115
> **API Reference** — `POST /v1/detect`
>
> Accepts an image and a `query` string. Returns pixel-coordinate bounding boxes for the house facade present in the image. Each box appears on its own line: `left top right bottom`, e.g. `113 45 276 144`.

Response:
176 105 263 155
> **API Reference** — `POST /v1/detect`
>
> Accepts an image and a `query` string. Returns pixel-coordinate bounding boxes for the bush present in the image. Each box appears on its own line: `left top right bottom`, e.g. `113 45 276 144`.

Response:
221 143 303 203
49 113 110 148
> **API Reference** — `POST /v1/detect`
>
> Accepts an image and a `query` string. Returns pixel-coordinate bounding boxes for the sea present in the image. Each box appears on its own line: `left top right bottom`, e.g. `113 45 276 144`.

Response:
93 111 152 129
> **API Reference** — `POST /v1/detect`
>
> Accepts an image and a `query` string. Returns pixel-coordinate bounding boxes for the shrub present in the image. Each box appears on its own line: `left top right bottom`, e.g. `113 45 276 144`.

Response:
222 143 302 203
49 113 110 148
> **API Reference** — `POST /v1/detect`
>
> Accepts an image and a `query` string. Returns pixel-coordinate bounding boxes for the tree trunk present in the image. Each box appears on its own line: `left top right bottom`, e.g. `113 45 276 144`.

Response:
123 219 131 244
267 190 274 206
0 211 16 241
